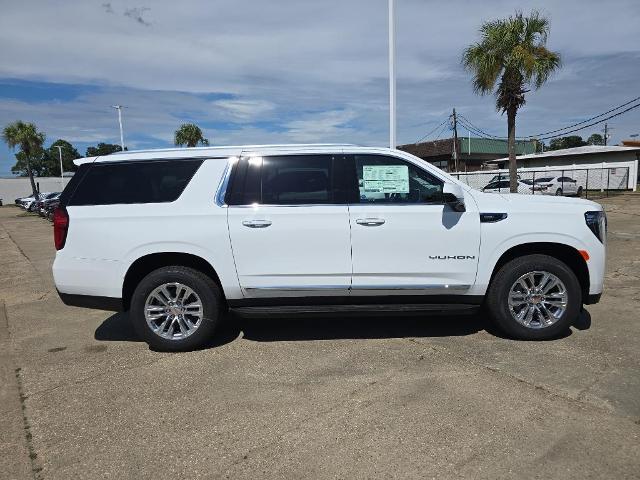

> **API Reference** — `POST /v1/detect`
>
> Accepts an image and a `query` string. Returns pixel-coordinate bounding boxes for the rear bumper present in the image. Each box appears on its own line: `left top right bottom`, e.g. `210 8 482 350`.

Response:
57 291 123 312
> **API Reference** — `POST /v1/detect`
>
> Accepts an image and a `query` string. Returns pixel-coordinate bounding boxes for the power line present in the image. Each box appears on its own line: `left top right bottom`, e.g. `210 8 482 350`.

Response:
455 97 640 142
432 121 451 142
457 114 503 139
531 95 640 137
537 102 640 140
414 117 450 143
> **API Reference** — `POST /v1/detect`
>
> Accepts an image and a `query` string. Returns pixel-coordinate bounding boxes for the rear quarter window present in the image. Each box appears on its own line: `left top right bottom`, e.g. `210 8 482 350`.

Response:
65 159 203 206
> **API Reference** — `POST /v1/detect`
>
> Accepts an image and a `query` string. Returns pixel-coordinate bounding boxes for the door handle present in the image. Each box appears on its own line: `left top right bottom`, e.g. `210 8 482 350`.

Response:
242 220 272 228
355 218 385 227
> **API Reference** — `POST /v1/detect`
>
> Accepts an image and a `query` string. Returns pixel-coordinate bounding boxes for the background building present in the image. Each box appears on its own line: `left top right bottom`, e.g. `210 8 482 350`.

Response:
398 137 537 171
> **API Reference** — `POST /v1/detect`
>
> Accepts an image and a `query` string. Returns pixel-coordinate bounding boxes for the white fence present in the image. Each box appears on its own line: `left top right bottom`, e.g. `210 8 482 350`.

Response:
451 162 636 198
0 177 72 203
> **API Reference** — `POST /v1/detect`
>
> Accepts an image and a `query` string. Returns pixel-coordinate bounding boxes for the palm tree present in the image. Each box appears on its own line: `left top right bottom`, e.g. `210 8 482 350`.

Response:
463 11 561 192
174 123 210 147
3 121 46 197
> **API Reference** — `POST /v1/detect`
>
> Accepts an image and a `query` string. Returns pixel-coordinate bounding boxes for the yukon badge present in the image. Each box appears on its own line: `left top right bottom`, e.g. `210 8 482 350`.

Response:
429 255 476 260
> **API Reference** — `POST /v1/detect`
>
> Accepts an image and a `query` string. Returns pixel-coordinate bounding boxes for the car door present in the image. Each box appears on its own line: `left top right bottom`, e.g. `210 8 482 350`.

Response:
348 154 480 295
226 153 352 298
561 177 577 195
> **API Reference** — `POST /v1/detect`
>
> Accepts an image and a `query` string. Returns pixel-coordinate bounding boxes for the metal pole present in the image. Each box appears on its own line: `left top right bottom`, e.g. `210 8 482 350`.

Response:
585 169 589 199
112 105 125 150
55 145 64 190
388 0 396 149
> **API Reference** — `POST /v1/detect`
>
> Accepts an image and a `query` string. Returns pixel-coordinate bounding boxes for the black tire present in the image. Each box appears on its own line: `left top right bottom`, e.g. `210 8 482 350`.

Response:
486 254 582 340
555 188 562 196
130 266 222 351
577 186 583 197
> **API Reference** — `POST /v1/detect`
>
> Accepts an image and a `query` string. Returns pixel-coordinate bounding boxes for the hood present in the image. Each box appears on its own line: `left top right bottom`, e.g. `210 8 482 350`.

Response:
469 190 602 212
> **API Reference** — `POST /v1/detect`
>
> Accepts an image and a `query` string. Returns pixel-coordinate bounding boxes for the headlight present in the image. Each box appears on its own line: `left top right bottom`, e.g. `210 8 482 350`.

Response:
584 211 607 243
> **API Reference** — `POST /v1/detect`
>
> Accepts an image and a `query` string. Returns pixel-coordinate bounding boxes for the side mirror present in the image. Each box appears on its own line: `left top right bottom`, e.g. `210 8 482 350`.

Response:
443 183 466 212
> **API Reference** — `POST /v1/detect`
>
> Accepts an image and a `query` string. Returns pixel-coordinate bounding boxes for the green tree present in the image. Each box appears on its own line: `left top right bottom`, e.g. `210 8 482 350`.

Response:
2 121 46 196
174 123 210 147
86 142 123 157
11 148 47 177
45 139 80 176
549 136 586 150
587 133 604 146
462 11 561 192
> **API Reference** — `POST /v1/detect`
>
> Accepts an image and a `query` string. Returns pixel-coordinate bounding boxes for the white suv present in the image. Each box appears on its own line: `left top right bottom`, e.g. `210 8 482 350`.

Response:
53 145 606 351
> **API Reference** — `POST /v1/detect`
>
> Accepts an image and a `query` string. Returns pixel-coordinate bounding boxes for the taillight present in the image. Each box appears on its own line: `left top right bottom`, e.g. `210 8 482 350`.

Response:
53 207 69 250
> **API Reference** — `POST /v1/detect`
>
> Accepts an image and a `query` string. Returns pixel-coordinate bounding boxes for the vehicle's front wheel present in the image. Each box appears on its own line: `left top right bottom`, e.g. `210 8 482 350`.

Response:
577 186 584 197
130 266 222 351
555 188 563 196
486 254 582 340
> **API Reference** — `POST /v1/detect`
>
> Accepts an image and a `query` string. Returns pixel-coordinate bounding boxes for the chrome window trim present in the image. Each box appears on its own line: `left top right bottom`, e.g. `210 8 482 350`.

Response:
218 152 450 208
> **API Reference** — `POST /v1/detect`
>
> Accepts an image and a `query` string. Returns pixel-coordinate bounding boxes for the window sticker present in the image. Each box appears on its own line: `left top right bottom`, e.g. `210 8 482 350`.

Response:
362 165 409 193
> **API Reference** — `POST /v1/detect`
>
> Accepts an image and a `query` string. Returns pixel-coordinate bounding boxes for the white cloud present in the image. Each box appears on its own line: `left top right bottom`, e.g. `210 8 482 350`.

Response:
213 99 276 120
284 110 358 142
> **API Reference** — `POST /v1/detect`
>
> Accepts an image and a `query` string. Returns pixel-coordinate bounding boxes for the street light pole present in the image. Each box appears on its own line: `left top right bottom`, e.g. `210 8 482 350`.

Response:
55 145 64 189
388 0 396 149
112 105 125 151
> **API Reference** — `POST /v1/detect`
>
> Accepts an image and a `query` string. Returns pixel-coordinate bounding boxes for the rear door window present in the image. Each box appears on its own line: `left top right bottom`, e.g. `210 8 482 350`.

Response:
226 154 351 205
66 159 203 206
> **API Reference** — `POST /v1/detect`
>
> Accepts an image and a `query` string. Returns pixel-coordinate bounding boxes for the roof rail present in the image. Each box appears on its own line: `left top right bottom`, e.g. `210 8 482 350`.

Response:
107 143 358 156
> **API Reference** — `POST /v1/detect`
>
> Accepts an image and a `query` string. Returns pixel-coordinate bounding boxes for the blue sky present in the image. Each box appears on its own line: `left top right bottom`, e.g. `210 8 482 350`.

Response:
1 0 639 176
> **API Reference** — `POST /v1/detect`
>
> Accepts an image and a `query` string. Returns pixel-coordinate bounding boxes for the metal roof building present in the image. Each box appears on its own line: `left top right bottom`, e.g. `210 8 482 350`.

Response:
398 137 537 172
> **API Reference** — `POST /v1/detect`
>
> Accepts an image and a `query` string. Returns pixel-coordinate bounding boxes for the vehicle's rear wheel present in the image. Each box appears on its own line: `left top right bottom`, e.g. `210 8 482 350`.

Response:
555 188 563 196
486 254 582 340
130 266 222 351
577 186 583 197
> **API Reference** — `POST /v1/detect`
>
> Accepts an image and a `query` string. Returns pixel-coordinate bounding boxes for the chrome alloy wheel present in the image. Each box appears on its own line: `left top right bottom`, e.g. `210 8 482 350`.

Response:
508 271 568 329
144 282 203 340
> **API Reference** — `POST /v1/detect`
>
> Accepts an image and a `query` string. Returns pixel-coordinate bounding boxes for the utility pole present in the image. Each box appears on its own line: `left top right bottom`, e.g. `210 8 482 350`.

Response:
388 0 396 149
112 105 125 151
55 145 64 190
603 123 609 146
451 108 459 171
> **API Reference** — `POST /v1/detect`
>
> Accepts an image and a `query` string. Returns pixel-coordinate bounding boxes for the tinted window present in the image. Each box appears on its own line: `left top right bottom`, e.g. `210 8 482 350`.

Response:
536 177 554 182
485 181 500 189
261 155 334 205
355 155 443 204
67 159 203 206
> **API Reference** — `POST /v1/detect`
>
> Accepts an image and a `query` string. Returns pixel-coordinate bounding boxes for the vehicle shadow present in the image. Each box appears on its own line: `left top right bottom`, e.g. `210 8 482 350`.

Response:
237 311 484 343
94 307 591 348
94 312 242 349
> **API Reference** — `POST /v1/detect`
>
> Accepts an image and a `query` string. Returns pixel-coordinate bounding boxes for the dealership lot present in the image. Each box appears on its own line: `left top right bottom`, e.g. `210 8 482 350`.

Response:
1 196 639 479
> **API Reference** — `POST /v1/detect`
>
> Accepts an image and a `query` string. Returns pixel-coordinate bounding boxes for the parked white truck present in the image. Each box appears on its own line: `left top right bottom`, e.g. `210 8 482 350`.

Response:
53 144 606 350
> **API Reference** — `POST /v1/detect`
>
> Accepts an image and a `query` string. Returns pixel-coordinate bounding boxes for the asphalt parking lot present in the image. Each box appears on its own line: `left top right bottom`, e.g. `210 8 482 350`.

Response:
1 195 639 480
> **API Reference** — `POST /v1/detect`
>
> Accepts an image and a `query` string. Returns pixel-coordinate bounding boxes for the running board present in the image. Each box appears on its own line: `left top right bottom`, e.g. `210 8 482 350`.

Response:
231 304 479 317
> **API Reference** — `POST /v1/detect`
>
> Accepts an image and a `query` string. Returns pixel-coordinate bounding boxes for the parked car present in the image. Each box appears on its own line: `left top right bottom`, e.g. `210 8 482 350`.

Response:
44 199 60 221
488 173 521 183
53 144 606 351
18 192 54 211
532 176 582 196
36 192 61 216
15 193 38 209
482 179 533 193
